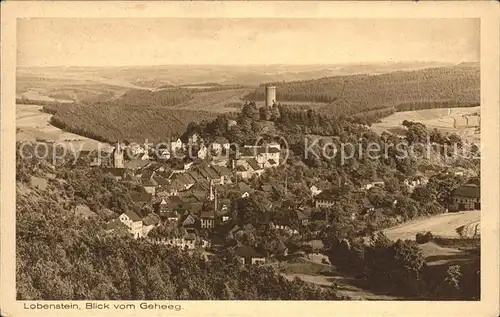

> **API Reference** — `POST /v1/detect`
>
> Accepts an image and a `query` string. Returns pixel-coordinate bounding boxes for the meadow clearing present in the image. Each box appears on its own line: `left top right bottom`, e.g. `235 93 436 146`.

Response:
382 210 480 241
16 104 110 151
371 106 481 144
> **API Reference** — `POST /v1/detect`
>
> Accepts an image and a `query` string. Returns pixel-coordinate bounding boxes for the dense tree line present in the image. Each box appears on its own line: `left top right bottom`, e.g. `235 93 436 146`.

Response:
113 88 194 107
42 102 217 143
245 66 479 122
395 101 480 112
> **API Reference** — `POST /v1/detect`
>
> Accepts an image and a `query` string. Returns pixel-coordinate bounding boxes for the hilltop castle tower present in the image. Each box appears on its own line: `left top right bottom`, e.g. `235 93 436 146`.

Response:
265 85 277 108
113 142 124 168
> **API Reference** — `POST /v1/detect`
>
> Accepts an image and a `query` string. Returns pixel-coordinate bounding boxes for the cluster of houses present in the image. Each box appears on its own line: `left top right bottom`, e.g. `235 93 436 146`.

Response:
310 171 480 216
94 131 480 266
96 133 285 254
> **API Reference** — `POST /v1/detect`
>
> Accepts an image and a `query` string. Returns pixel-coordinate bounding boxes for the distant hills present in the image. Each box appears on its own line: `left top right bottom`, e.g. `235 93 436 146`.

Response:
17 61 457 93
17 62 479 143
245 63 480 117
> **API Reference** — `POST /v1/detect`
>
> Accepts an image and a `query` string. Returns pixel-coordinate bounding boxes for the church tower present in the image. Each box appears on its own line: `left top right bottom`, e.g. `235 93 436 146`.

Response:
113 142 124 168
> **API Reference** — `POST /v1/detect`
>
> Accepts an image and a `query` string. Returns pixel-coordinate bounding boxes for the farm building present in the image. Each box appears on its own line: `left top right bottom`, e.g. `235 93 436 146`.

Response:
448 184 480 212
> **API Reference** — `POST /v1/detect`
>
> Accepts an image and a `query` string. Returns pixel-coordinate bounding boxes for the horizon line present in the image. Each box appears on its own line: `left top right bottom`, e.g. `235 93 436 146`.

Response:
16 60 478 69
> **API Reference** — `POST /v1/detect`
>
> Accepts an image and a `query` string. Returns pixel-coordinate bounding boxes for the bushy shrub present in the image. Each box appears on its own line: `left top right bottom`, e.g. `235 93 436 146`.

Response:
416 231 434 244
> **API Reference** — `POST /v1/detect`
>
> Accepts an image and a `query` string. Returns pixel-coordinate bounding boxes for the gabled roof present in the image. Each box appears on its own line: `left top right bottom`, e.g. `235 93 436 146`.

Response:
371 176 385 183
236 182 252 192
165 195 181 205
142 178 158 187
295 210 309 221
182 213 199 226
234 245 264 258
315 186 341 201
141 170 155 179
191 181 209 191
124 159 150 170
187 170 204 181
362 197 375 209
105 218 127 231
122 173 140 182
454 184 480 198
180 201 204 215
153 177 170 186
212 165 232 177
217 208 230 217
142 213 161 226
236 165 247 172
163 211 180 219
123 210 142 222
466 177 480 186
314 181 331 190
101 168 127 177
246 159 262 171
197 165 220 180
214 136 229 144
239 147 256 157
129 189 152 203
243 223 256 231
190 190 208 202
261 184 273 192
200 210 215 219
266 147 280 154
181 173 197 185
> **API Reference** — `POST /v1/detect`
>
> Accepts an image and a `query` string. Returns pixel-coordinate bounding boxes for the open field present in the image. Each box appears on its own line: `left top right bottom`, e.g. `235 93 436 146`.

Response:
278 257 400 300
16 104 110 151
176 88 251 113
371 106 481 144
17 75 135 104
382 210 480 241
419 241 479 266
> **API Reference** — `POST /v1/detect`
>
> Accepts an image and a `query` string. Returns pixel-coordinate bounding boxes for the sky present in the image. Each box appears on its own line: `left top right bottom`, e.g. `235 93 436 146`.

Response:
17 18 480 67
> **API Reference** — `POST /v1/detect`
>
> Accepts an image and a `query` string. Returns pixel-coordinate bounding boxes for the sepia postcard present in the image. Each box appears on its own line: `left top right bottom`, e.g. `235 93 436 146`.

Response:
1 1 499 317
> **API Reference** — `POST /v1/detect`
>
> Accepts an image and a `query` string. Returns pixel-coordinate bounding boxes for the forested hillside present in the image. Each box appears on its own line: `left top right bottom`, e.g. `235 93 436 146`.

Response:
114 88 194 107
42 102 217 143
16 143 345 300
245 65 480 121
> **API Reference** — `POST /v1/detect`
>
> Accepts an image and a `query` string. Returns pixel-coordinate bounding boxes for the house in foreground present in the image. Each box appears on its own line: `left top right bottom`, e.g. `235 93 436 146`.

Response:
118 210 144 239
449 184 480 211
